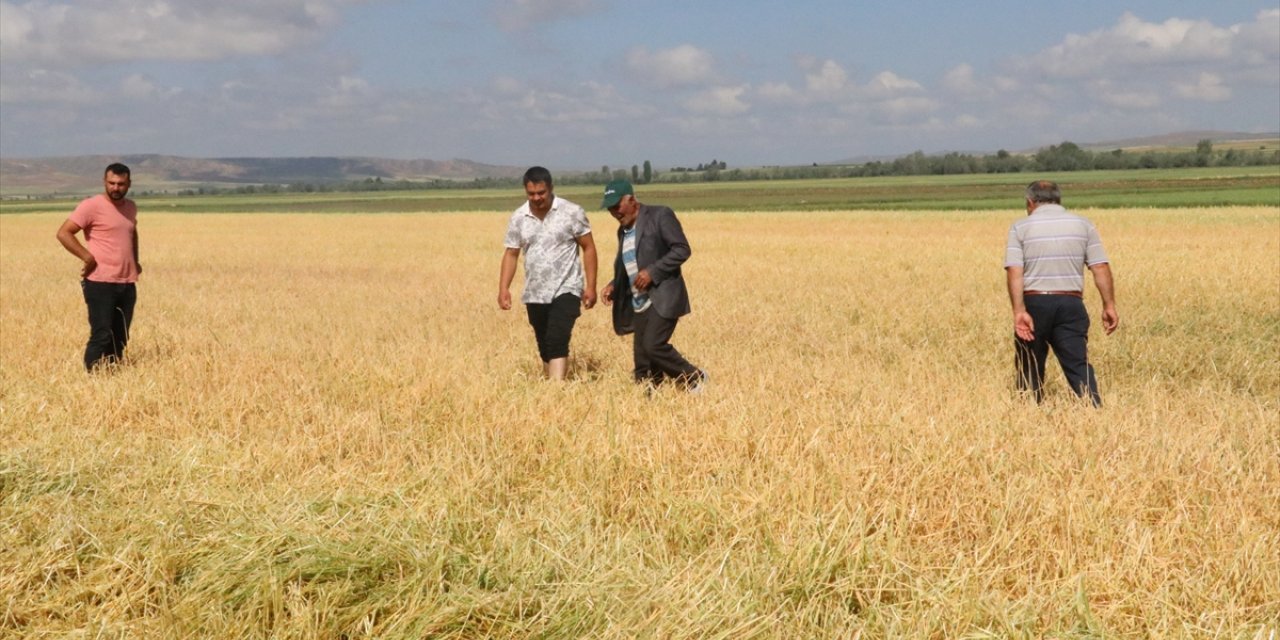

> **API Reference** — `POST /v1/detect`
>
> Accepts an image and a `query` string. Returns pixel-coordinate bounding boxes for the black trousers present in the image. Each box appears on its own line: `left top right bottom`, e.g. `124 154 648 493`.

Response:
525 293 580 362
632 309 698 386
82 280 136 371
1015 295 1101 406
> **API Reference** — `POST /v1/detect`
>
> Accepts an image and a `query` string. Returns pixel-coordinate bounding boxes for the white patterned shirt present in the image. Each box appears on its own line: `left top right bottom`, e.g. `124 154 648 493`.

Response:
504 196 591 304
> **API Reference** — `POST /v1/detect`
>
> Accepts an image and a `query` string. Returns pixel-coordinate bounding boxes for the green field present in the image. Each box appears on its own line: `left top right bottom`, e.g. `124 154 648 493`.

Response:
3 166 1277 215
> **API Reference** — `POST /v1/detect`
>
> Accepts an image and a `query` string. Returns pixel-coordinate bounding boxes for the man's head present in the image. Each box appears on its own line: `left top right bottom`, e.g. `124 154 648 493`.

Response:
523 166 554 216
602 179 638 227
103 163 131 201
1024 179 1060 213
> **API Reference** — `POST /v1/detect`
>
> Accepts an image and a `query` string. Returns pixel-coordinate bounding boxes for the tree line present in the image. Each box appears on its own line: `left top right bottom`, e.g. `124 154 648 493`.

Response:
646 140 1279 184
149 139 1276 197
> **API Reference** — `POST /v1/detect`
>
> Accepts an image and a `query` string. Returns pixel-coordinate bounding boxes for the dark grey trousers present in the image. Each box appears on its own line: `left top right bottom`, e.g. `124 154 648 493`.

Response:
632 309 699 386
82 280 136 371
1015 295 1101 406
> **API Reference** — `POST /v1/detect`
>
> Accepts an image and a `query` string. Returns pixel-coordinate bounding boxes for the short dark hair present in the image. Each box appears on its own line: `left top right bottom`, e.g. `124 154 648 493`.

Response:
1025 180 1060 204
523 166 553 188
104 162 131 178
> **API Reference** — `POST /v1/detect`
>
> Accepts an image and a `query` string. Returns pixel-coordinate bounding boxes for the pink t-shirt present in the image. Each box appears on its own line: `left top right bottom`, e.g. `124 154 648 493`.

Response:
68 194 139 283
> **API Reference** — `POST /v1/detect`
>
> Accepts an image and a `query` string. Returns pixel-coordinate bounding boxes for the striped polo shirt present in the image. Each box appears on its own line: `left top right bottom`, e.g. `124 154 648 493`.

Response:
1004 203 1109 292
621 226 651 312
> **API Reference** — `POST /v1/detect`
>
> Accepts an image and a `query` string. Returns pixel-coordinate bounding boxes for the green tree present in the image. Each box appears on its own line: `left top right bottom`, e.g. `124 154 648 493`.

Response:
1195 139 1213 167
631 165 640 183
643 160 653 184
1035 141 1090 171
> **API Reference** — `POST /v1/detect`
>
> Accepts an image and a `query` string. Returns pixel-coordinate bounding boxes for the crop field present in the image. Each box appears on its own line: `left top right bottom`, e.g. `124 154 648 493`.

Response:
1 197 1278 637
3 166 1278 215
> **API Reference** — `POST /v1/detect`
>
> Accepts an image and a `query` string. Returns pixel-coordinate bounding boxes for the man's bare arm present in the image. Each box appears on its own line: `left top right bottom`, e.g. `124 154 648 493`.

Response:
1006 266 1034 341
1089 262 1119 334
56 219 97 277
498 247 520 310
577 233 597 309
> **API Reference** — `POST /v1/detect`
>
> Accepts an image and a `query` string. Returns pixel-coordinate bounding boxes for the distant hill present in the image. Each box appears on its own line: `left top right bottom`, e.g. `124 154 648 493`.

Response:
4 130 1277 197
0 154 525 196
1079 130 1279 151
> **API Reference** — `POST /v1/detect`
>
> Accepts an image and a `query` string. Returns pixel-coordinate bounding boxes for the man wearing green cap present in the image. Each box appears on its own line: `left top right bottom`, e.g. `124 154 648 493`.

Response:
599 179 706 392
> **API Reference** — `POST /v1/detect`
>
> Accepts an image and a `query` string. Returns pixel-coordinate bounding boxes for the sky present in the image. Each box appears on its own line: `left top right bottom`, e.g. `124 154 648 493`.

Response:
1 1 1277 170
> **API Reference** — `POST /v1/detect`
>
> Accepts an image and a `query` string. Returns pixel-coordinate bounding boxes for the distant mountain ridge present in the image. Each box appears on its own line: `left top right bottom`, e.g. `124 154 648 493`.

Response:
827 130 1278 165
0 154 525 196
3 130 1276 196
1077 130 1279 150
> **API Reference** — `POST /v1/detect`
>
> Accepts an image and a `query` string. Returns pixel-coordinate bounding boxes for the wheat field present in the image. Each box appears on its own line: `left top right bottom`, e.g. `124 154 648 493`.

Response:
1 206 1277 639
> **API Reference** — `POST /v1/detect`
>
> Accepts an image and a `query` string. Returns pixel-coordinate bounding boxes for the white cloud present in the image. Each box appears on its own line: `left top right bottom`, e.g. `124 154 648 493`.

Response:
0 1 40 49
683 85 750 116
0 68 97 104
0 0 360 66
751 58 851 106
870 96 941 124
119 74 182 100
1089 80 1162 110
864 71 923 98
1023 11 1264 78
490 0 601 32
1 4 1275 165
942 64 980 95
985 10 1279 125
1174 72 1232 102
755 81 802 104
458 80 651 129
805 60 849 96
490 76 525 96
625 45 718 89
319 75 374 109
942 64 1020 102
1234 8 1280 65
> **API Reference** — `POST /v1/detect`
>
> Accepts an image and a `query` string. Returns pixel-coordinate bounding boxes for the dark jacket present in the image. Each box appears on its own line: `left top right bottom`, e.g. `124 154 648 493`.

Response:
610 203 692 335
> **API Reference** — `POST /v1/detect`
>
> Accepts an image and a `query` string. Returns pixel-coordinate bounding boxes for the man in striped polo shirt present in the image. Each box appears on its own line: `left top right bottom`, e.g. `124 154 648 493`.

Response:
1004 180 1118 406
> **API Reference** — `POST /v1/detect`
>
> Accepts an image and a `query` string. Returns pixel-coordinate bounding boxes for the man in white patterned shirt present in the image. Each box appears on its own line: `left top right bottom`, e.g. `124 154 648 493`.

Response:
1005 180 1118 406
499 166 598 380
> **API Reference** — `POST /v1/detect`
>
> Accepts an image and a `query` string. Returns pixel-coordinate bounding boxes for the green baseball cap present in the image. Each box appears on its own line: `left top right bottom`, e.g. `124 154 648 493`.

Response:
600 179 634 209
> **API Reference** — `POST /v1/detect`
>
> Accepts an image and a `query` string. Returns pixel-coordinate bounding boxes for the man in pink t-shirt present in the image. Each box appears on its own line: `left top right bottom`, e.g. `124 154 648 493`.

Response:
56 163 142 371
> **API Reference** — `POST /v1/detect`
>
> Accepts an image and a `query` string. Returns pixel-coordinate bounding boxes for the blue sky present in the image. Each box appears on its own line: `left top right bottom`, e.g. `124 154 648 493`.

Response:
1 1 1277 170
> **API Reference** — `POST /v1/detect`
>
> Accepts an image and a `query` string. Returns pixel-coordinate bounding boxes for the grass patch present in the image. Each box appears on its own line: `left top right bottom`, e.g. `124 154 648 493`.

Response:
3 166 1277 215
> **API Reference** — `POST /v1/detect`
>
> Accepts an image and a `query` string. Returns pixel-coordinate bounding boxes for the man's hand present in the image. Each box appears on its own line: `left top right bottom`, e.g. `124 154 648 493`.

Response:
600 282 614 306
498 289 512 310
633 268 652 292
1101 305 1119 335
581 287 597 309
1014 310 1035 342
81 255 98 278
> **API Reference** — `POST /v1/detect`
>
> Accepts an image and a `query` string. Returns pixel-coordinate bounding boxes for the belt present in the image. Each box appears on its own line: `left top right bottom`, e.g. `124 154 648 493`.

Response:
1024 290 1082 298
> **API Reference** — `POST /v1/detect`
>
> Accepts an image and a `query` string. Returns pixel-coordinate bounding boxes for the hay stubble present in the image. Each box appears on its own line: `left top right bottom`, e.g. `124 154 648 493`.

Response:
1 207 1276 638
